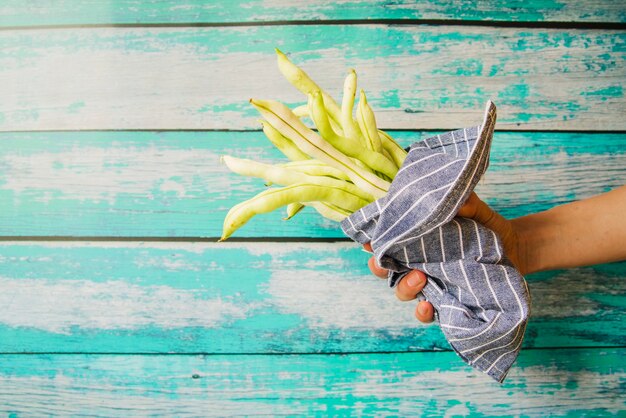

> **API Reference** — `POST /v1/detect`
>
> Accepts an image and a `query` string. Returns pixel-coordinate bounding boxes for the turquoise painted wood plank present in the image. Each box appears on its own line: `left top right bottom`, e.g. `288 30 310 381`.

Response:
0 241 623 353
0 349 623 415
0 131 624 238
1 26 624 131
1 0 624 26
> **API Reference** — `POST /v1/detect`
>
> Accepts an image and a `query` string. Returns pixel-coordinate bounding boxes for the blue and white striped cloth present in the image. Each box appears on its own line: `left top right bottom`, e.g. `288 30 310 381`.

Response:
341 101 531 383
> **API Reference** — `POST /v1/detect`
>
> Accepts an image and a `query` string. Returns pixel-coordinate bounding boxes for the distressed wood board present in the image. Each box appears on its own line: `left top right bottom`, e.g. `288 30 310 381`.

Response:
0 349 623 416
1 0 625 26
1 2 624 414
0 131 624 238
1 26 624 131
1 241 623 353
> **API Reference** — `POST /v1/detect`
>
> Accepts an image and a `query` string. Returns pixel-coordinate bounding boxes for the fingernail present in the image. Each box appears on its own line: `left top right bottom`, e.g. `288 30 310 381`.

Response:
418 303 428 316
406 273 424 288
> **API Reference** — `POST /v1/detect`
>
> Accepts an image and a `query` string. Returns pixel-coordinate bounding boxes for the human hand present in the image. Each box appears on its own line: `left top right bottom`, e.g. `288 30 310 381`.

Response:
364 192 525 323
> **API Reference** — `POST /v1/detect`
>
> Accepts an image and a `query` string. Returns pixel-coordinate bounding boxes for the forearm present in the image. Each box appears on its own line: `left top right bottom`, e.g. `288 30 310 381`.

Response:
512 185 626 274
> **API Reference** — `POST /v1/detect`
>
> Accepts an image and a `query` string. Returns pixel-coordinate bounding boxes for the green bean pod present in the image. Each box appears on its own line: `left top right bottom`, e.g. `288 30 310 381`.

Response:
378 129 408 168
297 102 344 135
306 202 350 222
340 69 362 144
221 155 374 202
220 183 370 240
328 113 345 136
309 91 398 179
356 90 383 153
292 104 343 135
284 202 305 220
275 48 342 125
249 98 390 199
279 160 351 182
260 120 310 162
291 105 309 118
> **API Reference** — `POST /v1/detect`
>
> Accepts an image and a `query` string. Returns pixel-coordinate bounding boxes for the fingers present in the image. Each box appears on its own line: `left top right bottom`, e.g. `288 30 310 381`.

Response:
364 243 434 323
395 270 427 301
396 270 434 323
416 301 434 323
368 256 388 278
364 243 388 279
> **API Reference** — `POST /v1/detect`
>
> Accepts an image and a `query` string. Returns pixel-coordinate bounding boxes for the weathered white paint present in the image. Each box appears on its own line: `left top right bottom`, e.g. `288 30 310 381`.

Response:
0 358 622 415
0 277 251 334
0 240 358 254
256 0 626 22
2 0 624 26
0 146 231 204
3 139 622 222
265 268 422 332
1 27 623 130
476 151 626 204
0 375 305 416
0 240 618 327
530 268 623 318
351 366 625 412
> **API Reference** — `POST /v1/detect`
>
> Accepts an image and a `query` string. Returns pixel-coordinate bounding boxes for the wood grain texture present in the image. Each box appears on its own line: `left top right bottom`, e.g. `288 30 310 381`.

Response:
1 0 625 26
1 131 623 238
1 26 624 131
0 349 623 415
0 241 623 353
1 1 624 413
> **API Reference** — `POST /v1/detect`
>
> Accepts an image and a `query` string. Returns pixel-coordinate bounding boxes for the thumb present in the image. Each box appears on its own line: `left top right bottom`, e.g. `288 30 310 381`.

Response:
458 193 509 234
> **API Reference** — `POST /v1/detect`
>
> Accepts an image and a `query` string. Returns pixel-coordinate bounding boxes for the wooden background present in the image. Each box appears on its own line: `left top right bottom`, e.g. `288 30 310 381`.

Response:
1 1 625 415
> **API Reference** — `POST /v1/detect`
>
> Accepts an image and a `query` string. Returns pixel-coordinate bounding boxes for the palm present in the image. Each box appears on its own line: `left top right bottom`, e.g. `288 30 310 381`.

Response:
366 192 526 324
457 193 526 275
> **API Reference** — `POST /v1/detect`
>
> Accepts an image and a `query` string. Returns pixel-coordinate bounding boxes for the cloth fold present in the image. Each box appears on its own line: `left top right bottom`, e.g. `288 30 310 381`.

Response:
341 101 531 383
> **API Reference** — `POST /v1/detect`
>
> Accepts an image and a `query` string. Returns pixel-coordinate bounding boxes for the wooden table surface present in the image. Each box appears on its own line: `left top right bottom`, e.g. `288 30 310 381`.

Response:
1 1 624 415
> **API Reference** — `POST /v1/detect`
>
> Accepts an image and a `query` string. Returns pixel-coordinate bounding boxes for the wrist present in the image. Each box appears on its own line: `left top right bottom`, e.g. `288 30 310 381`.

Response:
510 208 561 275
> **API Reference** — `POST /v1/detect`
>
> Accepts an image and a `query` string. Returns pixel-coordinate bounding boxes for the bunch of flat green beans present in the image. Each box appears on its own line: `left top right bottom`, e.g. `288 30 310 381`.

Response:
220 49 407 241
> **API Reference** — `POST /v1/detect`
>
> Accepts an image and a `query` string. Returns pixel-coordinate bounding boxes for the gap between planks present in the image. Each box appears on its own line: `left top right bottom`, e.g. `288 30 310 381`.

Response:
1 345 623 356
0 236 351 242
2 129 626 134
1 19 625 31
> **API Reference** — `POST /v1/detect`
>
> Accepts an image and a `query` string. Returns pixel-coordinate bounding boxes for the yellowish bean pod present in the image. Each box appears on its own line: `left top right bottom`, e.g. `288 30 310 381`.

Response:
220 50 410 240
249 98 390 198
291 105 309 118
285 202 304 220
378 129 408 168
261 120 310 162
306 201 350 222
221 155 374 202
279 160 351 182
356 90 383 153
340 69 362 144
275 48 342 124
220 183 371 240
309 91 398 179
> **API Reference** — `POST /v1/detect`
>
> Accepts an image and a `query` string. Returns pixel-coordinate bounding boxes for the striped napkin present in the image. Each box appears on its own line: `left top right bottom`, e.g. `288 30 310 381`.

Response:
341 101 531 383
